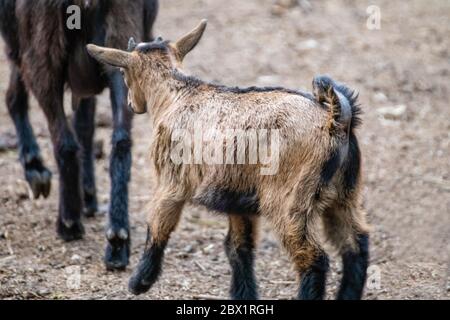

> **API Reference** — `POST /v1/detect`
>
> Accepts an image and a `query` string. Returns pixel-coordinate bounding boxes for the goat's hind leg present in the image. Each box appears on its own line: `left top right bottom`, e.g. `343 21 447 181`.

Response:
323 205 370 300
6 65 52 199
225 215 259 300
269 209 329 300
128 190 186 295
72 96 98 217
30 77 84 241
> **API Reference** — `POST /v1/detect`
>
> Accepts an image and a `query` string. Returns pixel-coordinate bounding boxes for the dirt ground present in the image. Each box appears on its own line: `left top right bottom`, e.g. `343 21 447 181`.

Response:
0 0 449 300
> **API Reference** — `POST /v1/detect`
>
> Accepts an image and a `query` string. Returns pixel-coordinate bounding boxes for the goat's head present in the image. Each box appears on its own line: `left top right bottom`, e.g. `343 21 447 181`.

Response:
87 20 207 114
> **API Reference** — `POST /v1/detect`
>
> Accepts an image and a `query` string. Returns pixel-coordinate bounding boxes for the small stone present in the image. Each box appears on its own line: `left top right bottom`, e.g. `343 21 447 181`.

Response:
296 39 318 50
202 244 214 254
377 105 407 120
96 204 109 216
71 254 82 262
373 92 388 103
38 288 50 296
183 244 195 253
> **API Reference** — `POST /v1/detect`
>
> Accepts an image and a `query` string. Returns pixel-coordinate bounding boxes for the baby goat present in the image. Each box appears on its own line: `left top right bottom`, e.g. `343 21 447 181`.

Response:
87 20 370 300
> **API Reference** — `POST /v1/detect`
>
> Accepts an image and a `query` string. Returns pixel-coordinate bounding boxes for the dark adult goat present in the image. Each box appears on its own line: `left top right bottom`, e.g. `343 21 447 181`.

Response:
0 0 159 270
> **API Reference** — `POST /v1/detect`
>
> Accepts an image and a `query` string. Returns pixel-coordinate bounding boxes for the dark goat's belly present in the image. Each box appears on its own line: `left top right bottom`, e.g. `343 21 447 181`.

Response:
193 188 260 215
66 2 109 98
67 43 107 98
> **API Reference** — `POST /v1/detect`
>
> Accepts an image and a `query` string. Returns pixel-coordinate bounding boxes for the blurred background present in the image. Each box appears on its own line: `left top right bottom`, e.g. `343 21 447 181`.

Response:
0 0 448 299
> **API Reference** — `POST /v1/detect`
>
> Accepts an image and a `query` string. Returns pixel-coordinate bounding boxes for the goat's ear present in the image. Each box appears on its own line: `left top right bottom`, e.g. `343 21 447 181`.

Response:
128 37 137 52
174 19 207 61
86 44 133 68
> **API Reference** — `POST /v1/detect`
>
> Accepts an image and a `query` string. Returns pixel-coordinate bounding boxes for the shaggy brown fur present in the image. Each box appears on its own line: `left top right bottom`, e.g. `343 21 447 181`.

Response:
88 20 370 300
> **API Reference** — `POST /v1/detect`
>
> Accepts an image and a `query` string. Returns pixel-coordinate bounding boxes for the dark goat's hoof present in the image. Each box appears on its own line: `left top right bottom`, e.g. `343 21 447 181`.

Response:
128 247 164 295
25 166 52 199
104 229 130 271
83 206 97 218
82 191 98 218
104 243 129 271
128 273 153 295
57 218 85 242
231 287 259 300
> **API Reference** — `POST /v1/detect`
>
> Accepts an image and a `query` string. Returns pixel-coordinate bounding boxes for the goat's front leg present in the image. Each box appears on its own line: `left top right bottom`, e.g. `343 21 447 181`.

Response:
72 96 97 217
225 215 259 300
104 70 133 270
129 190 186 295
6 65 52 199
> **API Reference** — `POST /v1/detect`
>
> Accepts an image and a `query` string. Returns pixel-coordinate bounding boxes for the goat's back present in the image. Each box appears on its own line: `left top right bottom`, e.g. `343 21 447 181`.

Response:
154 89 339 197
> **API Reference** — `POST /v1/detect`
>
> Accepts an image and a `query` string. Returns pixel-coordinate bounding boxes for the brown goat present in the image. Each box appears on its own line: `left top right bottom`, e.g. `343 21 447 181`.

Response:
87 20 370 300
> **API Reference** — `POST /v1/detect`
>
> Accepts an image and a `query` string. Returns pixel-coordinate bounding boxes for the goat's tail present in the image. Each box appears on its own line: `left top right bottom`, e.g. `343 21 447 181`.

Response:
312 75 362 134
0 0 20 62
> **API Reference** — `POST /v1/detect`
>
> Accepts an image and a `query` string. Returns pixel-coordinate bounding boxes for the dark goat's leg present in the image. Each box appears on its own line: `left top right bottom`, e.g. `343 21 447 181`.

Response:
337 233 369 300
322 207 370 300
225 215 259 300
72 96 98 217
35 87 84 241
104 70 133 270
6 65 52 199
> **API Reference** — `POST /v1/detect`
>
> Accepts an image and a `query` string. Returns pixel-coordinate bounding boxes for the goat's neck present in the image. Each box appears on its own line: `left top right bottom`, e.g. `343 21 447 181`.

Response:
145 79 178 124
145 74 196 124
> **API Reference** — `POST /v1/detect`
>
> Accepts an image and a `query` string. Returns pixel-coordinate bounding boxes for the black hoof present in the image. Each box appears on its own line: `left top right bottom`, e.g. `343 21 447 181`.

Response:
298 253 329 300
82 189 98 218
25 166 52 199
57 218 85 242
104 228 130 271
128 272 153 295
231 286 259 300
128 243 166 295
